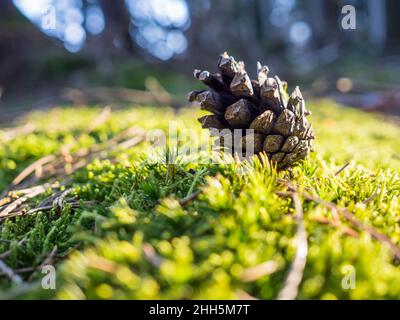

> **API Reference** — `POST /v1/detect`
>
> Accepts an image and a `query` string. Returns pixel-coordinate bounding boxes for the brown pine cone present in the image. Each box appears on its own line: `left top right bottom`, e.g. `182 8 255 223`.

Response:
188 52 314 169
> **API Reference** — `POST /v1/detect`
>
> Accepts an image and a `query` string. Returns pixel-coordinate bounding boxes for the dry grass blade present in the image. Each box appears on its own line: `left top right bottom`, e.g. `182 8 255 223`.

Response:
0 183 60 218
235 289 259 300
28 246 57 282
277 193 308 300
53 189 72 212
145 76 173 106
105 126 146 147
0 238 27 259
11 155 56 187
0 282 41 300
1 200 95 220
241 260 278 282
0 196 12 208
363 183 381 204
9 182 60 196
305 193 400 260
0 259 24 285
0 128 143 221
311 216 359 238
38 190 63 208
179 190 201 206
4 126 146 192
112 134 145 150
87 106 112 133
143 243 163 268
86 256 118 273
277 180 400 261
334 161 351 176
42 246 57 265
1 124 35 143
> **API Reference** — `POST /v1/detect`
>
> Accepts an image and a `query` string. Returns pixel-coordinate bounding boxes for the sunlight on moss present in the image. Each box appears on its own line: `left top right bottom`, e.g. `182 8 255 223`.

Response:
0 99 399 299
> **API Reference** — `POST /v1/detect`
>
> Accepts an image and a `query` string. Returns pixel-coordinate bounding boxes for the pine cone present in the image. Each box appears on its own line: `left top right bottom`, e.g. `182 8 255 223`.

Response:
188 52 314 169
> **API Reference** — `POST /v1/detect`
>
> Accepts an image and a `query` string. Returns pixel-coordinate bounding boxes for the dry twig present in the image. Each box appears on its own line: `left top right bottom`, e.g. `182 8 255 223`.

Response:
241 260 278 282
4 126 145 192
11 155 56 187
143 243 163 268
87 106 112 133
179 190 201 207
235 289 259 300
1 124 36 143
277 180 400 261
310 216 359 238
28 246 58 282
277 193 308 300
0 259 23 285
363 183 381 204
334 161 351 176
0 126 145 221
0 238 27 259
0 183 60 218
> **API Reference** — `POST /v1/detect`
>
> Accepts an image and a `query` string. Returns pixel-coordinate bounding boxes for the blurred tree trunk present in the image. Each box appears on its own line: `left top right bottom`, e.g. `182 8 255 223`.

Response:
386 0 400 49
324 0 342 46
98 0 136 55
368 0 387 51
0 0 21 21
306 0 326 46
0 0 60 94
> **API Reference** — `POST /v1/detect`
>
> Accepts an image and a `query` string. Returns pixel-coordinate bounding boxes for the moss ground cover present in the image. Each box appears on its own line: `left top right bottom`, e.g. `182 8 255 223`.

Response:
0 100 399 299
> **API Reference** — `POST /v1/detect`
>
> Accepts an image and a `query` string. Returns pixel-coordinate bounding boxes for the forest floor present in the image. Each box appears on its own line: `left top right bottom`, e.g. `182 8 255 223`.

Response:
0 99 399 299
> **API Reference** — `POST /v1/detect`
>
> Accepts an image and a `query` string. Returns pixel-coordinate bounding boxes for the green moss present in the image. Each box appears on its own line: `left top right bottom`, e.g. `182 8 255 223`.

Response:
0 100 399 299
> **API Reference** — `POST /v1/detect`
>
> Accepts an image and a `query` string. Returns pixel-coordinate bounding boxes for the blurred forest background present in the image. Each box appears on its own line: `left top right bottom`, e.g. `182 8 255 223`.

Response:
1 0 400 122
